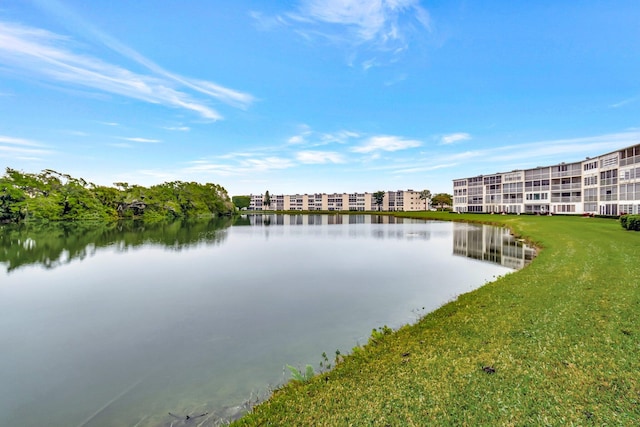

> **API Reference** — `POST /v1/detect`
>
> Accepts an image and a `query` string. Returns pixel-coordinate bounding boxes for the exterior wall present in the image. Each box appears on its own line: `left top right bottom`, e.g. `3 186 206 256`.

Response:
247 190 429 212
348 192 371 211
249 194 263 210
452 143 640 215
619 145 640 215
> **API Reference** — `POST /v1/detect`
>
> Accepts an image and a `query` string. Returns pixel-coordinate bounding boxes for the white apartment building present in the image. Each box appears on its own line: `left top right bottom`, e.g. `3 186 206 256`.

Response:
452 143 640 216
248 190 427 212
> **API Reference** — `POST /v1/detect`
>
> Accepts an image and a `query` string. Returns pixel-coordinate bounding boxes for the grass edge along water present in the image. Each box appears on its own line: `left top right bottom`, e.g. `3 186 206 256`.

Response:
232 212 640 426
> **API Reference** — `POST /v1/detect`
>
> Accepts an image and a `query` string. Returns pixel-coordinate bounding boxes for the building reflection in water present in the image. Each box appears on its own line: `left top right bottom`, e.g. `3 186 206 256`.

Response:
244 215 535 269
246 214 407 226
453 223 535 269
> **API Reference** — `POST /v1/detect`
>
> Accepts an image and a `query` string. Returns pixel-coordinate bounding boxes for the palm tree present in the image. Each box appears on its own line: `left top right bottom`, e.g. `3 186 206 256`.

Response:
419 189 431 211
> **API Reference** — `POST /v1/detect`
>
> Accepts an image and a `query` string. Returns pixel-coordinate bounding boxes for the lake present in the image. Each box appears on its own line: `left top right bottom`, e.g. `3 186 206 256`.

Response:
0 215 534 426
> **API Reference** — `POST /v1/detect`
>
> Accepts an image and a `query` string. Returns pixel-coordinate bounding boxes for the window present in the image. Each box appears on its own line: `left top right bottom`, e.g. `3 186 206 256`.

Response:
583 160 597 171
600 154 618 168
584 175 597 186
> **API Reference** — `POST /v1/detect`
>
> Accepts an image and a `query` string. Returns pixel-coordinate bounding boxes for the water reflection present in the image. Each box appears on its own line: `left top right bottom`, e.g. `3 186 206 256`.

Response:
453 223 536 269
0 215 534 427
0 218 232 273
0 216 535 274
243 214 434 240
245 213 411 226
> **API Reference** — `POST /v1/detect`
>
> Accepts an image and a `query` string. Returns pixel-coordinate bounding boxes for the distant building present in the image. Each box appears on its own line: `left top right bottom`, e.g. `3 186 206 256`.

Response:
247 190 427 212
452 143 640 215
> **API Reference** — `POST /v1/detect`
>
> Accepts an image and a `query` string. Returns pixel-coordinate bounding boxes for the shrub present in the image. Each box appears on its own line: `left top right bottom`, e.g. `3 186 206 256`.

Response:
621 214 640 231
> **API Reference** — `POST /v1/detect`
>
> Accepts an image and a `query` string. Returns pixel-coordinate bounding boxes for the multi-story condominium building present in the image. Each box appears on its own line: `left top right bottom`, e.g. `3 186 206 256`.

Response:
248 190 426 212
452 143 640 216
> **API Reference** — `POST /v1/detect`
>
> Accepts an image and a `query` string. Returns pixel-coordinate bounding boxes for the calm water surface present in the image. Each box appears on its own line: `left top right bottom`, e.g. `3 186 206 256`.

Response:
0 215 533 426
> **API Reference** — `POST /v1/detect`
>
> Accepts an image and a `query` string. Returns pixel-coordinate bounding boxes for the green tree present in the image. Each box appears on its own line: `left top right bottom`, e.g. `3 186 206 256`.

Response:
373 191 385 211
419 189 431 211
264 191 271 210
0 174 26 222
232 195 251 210
431 193 453 211
0 168 234 223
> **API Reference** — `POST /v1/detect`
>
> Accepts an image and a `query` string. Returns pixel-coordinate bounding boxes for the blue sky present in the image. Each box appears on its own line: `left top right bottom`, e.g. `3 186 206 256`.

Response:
1 0 639 196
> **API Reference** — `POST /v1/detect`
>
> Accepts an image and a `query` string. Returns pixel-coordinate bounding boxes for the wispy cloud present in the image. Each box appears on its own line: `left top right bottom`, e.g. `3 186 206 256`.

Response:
352 135 421 153
288 124 313 144
249 11 288 31
257 0 431 67
384 73 408 86
609 97 637 109
183 155 295 177
440 132 471 145
440 131 640 174
0 20 254 120
61 130 89 137
487 133 639 164
119 137 162 143
33 0 257 111
392 163 457 174
291 0 430 43
320 130 360 144
242 156 295 171
348 131 640 178
0 135 45 147
0 135 52 158
164 126 190 132
287 126 359 147
296 150 345 164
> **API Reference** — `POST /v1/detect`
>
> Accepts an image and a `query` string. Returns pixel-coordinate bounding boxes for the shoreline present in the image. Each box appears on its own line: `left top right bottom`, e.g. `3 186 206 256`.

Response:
232 212 640 425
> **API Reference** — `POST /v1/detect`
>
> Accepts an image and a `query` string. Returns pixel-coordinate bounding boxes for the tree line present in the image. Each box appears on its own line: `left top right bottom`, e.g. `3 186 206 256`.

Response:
0 168 234 223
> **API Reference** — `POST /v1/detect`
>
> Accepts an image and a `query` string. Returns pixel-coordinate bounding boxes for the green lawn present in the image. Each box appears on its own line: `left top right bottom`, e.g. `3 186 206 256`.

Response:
232 213 640 426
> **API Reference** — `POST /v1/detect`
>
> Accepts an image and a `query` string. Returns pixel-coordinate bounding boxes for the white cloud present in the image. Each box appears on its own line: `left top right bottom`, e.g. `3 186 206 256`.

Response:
391 163 457 174
164 126 190 132
439 131 640 175
0 135 44 147
260 0 431 67
288 135 306 144
440 132 471 145
181 161 238 177
296 150 345 164
352 135 421 153
182 155 295 178
119 137 162 143
31 1 258 111
249 11 288 31
321 130 360 143
609 97 637 109
242 157 295 171
288 126 359 146
287 124 313 144
0 135 52 158
293 0 431 44
0 20 254 120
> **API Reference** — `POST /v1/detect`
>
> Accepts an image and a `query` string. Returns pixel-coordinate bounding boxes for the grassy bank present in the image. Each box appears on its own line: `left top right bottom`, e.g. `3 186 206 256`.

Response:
232 213 640 426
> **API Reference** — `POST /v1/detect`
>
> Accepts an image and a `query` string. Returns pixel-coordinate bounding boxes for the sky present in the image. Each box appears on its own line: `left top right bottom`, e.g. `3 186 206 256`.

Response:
0 0 639 196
